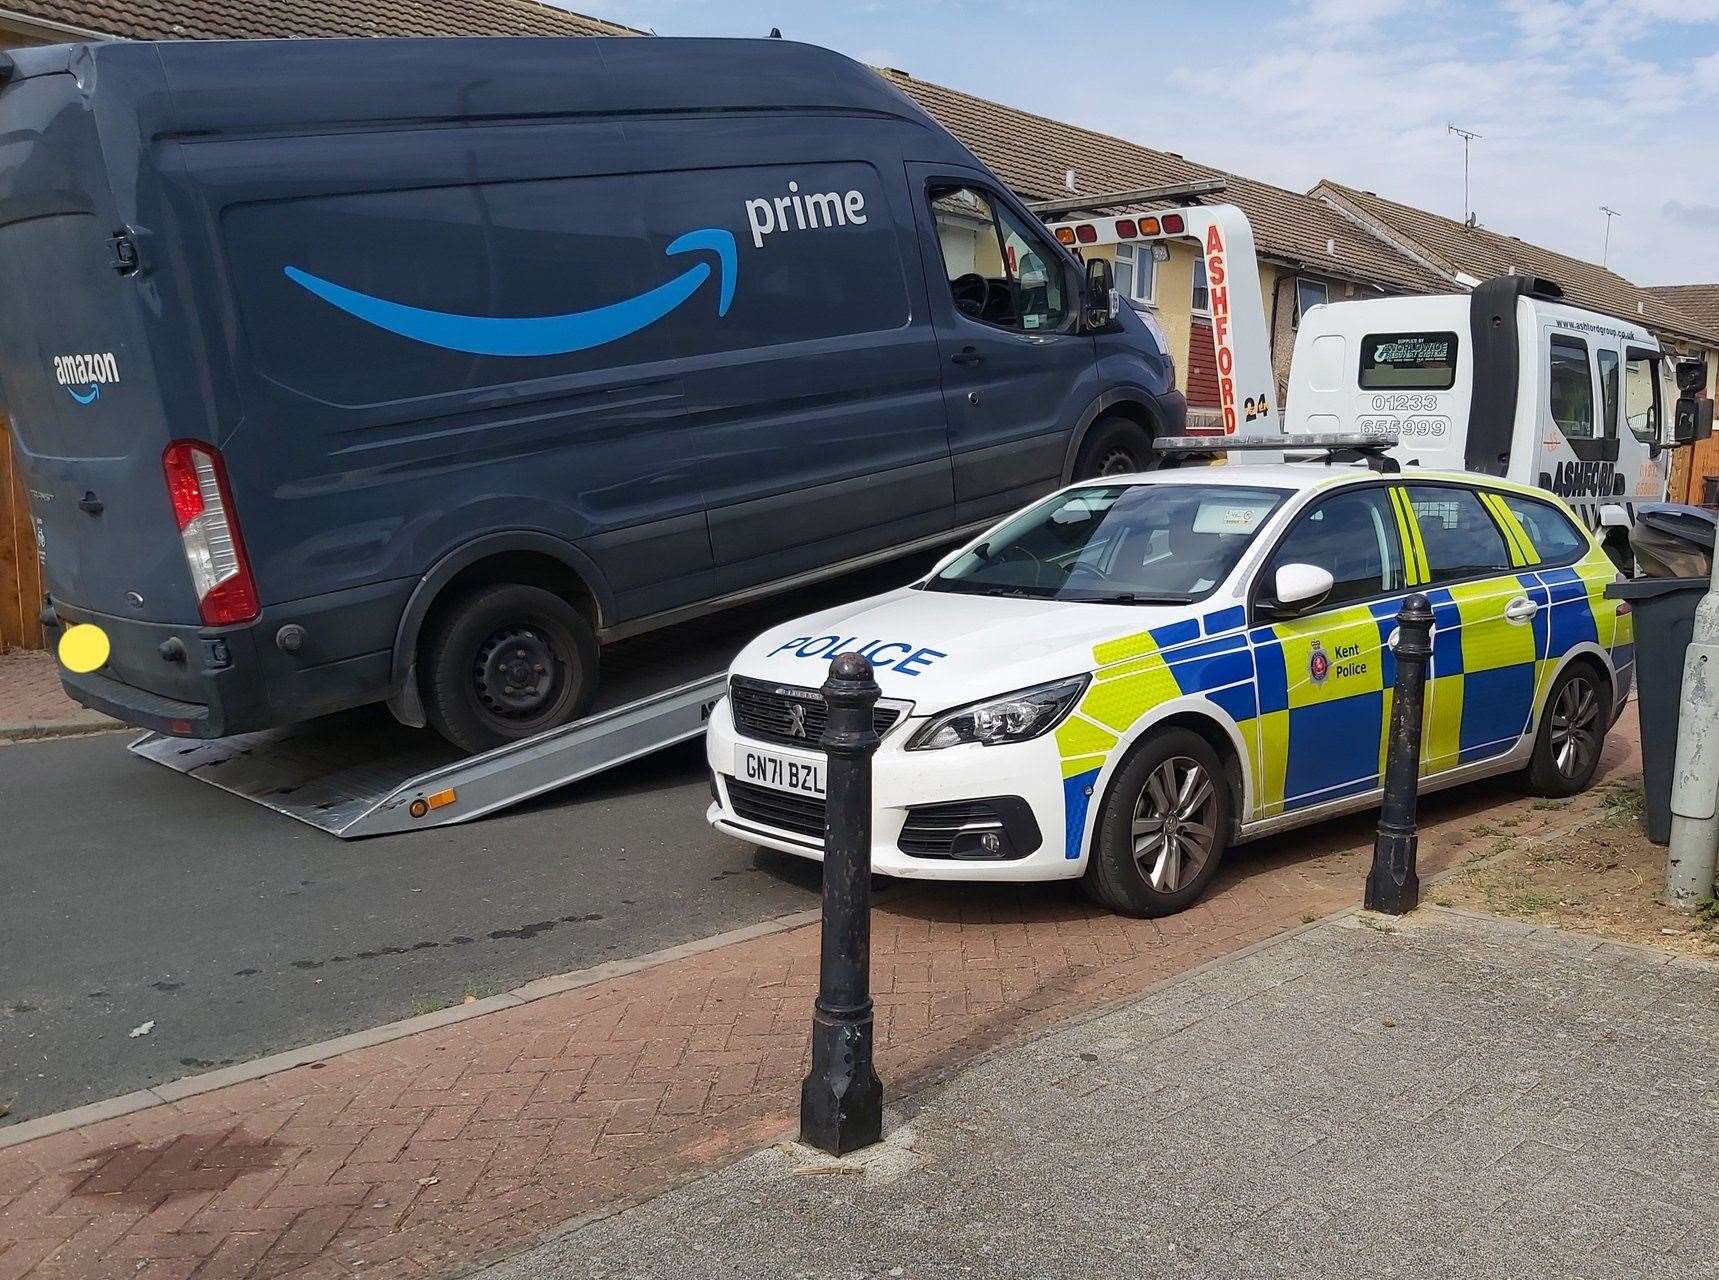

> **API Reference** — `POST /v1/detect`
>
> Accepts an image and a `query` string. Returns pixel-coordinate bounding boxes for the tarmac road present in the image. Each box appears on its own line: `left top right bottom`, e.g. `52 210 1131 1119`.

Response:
0 728 830 1127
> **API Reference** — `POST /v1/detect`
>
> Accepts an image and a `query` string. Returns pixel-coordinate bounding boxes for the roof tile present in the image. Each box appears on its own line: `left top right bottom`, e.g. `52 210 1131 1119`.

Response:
4 0 640 40
879 70 1448 295
1316 182 1719 347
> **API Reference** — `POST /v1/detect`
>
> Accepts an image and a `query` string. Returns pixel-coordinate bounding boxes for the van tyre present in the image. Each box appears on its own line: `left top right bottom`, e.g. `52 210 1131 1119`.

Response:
1073 415 1155 479
1082 729 1231 917
420 584 597 755
1519 661 1610 798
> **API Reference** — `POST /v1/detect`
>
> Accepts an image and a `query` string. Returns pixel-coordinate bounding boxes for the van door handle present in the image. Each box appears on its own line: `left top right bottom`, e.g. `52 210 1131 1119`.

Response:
1503 597 1539 622
951 347 983 366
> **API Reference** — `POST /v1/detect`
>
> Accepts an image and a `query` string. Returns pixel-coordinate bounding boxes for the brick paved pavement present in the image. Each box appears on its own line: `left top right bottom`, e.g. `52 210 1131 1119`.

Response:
0 650 114 740
0 726 1638 1280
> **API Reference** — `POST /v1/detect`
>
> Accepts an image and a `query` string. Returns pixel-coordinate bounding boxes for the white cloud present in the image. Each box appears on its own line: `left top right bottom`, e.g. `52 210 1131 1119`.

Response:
1086 0 1719 285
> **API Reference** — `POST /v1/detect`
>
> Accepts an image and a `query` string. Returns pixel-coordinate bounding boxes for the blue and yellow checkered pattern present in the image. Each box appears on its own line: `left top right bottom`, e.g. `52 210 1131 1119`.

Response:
1052 482 1628 861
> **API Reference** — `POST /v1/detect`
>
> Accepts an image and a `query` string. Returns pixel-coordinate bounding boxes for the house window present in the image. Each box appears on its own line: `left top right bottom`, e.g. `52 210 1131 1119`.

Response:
1191 256 1210 314
1113 243 1156 306
1294 278 1328 325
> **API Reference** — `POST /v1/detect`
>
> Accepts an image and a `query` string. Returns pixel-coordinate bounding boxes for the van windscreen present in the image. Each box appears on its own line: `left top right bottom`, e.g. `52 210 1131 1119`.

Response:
1358 332 1459 390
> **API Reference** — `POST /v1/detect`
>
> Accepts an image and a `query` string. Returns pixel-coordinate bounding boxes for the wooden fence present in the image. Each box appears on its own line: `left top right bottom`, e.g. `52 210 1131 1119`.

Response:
1 419 44 650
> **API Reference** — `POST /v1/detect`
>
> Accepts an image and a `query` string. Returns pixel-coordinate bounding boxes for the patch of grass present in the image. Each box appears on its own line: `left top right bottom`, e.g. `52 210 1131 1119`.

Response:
1434 897 1454 909
1696 899 1719 932
1491 837 1516 856
408 996 452 1018
1600 786 1645 825
1531 800 1561 811
464 981 505 1002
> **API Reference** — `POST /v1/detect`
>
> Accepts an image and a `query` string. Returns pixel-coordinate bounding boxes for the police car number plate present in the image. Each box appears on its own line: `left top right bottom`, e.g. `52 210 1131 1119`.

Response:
741 748 825 797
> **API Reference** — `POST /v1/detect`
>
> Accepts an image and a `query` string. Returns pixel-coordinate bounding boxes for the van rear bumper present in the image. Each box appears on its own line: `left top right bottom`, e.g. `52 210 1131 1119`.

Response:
46 578 412 739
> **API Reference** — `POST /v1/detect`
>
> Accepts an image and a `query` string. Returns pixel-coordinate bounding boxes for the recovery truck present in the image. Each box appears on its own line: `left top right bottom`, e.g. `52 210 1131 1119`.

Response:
1045 203 1713 567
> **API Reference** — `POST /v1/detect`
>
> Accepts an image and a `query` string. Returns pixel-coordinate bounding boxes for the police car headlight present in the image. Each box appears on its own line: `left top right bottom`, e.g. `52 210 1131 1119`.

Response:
907 676 1089 751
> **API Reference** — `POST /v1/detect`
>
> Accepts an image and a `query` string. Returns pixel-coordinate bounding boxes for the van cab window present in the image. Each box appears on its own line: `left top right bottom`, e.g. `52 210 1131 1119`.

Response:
1624 348 1661 444
1405 486 1511 582
1263 489 1401 607
1549 334 1596 440
930 184 1068 332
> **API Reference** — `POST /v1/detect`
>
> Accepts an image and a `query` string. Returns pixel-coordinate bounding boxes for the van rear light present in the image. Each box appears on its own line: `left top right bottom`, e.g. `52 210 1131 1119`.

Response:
162 441 259 626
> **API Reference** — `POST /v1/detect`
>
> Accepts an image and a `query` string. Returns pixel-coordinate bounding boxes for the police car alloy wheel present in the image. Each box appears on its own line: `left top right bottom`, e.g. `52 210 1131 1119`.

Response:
1523 662 1610 798
1084 728 1232 917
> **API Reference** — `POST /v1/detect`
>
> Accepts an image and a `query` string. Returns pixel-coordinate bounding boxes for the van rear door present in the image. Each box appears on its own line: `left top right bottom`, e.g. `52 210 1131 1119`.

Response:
0 64 202 625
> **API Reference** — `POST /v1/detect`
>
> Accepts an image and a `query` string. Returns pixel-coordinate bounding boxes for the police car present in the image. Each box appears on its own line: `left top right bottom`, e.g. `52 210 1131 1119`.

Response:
705 465 1634 917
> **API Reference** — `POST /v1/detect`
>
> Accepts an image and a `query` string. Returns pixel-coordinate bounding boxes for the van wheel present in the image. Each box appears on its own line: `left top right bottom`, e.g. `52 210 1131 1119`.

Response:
1519 662 1610 798
1073 415 1155 479
420 584 597 755
1081 729 1231 917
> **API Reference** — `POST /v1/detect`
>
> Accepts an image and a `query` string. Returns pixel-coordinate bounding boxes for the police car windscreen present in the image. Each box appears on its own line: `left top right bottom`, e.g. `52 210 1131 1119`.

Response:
923 484 1289 604
1359 332 1459 390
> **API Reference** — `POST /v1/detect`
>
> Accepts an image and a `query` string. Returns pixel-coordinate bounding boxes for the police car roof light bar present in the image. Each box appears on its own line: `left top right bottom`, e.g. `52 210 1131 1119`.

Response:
1156 432 1403 473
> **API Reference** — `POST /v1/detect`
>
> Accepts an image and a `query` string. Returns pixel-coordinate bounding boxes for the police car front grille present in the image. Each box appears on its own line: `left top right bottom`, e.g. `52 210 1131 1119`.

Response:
725 777 825 841
730 677 900 748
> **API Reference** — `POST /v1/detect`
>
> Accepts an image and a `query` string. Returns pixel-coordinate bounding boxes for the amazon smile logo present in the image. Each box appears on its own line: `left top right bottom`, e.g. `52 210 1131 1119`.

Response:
283 226 738 358
53 351 119 404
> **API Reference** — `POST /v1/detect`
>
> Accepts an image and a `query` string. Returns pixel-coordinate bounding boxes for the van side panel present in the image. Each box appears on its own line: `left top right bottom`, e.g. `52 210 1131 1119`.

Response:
190 117 947 624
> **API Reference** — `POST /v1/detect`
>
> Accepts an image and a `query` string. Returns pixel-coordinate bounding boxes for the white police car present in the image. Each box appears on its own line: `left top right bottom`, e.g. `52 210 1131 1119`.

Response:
705 466 1633 916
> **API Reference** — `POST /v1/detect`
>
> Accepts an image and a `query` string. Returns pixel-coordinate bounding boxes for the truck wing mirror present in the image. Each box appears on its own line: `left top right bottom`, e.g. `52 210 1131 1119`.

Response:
1084 257 1117 329
1674 394 1715 445
1675 358 1707 395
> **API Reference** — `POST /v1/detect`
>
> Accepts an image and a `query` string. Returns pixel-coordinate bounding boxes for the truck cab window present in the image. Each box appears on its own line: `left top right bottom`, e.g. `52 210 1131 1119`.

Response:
1624 348 1661 445
930 184 1066 332
1597 349 1620 439
1549 334 1596 440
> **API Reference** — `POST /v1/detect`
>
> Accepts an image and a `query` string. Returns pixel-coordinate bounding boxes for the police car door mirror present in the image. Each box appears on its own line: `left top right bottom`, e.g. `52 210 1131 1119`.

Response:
1084 257 1115 328
1270 563 1335 615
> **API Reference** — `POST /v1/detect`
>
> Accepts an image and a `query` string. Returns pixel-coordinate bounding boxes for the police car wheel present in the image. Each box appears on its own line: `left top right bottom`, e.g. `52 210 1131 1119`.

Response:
1082 730 1231 917
1073 416 1155 480
1521 662 1610 798
420 583 598 755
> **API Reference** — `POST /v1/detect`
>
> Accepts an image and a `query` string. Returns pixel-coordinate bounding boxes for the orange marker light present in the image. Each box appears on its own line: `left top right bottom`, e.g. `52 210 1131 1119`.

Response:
1140 216 1161 236
1054 226 1075 245
426 788 457 811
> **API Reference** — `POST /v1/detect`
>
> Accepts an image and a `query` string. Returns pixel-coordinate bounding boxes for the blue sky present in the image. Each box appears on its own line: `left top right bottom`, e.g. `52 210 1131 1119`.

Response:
572 0 1719 287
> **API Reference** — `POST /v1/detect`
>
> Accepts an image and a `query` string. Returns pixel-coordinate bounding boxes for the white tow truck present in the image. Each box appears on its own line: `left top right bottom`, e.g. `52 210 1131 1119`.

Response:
1045 204 1713 565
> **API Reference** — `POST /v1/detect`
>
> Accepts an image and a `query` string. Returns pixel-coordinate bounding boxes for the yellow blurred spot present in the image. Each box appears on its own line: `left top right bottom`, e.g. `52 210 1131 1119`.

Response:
58 623 110 674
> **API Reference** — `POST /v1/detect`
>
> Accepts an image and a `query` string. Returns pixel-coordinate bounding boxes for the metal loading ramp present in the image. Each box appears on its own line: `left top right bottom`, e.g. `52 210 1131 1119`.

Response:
128 549 946 838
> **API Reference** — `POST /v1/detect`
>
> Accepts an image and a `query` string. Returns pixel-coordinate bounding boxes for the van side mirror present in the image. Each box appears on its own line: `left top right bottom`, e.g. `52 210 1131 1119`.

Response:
1084 257 1117 328
1261 563 1334 617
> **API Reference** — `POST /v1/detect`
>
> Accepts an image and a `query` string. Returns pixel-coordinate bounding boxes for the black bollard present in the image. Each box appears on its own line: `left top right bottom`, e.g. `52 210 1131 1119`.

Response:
1366 592 1434 915
799 651 885 1155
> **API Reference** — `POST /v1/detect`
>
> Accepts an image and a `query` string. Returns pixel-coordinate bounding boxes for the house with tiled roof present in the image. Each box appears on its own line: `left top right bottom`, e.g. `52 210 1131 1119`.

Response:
880 70 1450 426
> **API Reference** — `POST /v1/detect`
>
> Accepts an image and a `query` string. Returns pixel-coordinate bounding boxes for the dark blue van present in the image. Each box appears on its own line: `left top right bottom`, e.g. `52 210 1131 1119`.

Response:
0 37 1183 753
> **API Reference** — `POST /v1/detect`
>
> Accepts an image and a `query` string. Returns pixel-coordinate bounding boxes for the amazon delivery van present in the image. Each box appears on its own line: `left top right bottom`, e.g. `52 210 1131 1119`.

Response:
0 37 1183 753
